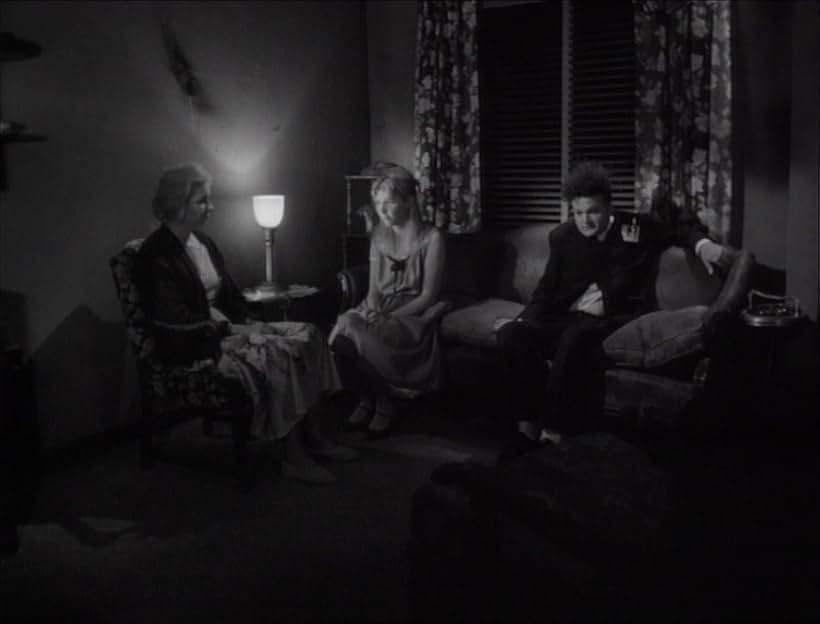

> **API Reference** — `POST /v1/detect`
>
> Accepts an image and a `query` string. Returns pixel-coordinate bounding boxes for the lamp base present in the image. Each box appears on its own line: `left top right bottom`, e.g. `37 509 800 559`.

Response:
255 281 286 295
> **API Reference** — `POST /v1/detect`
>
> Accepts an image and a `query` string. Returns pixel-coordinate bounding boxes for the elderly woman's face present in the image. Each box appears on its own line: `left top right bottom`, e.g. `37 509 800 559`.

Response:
373 186 410 228
182 183 213 227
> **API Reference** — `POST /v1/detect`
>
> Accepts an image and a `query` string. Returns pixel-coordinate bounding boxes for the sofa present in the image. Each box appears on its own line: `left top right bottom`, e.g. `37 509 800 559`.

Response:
336 220 755 432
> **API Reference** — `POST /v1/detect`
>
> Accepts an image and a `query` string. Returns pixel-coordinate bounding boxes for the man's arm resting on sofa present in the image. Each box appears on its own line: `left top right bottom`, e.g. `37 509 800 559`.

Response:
702 248 756 339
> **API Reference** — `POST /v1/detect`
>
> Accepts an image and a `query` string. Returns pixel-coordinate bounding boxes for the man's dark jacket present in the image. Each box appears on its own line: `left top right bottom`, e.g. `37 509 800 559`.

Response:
520 215 707 322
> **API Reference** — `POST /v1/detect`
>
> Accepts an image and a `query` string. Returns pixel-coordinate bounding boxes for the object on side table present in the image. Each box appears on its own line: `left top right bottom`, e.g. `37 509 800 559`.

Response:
740 289 802 327
243 284 319 322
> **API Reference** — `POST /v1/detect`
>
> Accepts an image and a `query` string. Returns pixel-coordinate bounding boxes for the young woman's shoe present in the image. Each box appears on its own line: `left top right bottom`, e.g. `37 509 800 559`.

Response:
342 401 374 432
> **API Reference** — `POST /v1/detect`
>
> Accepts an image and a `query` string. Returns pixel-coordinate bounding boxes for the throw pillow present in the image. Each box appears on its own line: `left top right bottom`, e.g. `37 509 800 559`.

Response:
440 298 525 348
603 305 709 368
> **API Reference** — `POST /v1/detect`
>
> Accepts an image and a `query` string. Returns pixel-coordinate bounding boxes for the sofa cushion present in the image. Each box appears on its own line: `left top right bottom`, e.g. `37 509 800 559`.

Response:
603 305 709 368
493 224 555 303
441 298 525 348
441 233 496 301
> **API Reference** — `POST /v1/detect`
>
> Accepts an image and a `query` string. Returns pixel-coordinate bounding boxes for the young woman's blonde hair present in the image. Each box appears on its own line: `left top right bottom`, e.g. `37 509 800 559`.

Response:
370 165 421 222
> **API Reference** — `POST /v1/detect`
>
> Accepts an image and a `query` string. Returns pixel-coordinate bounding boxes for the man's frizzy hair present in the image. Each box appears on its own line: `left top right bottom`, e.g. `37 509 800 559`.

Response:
562 161 612 204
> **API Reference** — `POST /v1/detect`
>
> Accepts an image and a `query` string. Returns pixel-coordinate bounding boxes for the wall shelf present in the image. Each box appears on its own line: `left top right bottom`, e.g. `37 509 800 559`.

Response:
342 175 377 268
1 33 46 191
1 134 47 144
0 32 42 61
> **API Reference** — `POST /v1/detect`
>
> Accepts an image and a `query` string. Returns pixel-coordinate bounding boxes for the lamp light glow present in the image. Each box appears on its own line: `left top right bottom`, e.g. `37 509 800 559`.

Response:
252 194 285 294
252 194 285 229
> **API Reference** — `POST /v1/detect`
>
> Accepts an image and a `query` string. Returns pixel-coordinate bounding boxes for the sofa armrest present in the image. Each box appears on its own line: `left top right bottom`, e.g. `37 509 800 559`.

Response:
702 249 756 340
336 264 369 313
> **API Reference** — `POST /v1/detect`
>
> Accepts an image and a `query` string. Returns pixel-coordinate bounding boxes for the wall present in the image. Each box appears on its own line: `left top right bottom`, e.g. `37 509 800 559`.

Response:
734 1 792 269
0 0 369 447
735 0 819 318
366 0 416 171
786 1 819 320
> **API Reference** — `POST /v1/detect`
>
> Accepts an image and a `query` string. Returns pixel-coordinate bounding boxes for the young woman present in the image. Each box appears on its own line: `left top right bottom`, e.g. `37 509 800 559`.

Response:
329 167 448 437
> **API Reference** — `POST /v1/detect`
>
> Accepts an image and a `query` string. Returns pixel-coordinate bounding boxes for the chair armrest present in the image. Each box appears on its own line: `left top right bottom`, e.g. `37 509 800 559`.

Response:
152 319 229 365
336 264 369 313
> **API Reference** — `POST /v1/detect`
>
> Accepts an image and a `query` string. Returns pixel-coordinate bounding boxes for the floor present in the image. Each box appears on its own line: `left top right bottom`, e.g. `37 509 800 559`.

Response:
0 393 501 623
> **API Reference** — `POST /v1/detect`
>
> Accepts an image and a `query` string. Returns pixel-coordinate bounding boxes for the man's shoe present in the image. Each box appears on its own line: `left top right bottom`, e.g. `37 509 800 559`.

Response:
431 461 486 486
496 432 551 464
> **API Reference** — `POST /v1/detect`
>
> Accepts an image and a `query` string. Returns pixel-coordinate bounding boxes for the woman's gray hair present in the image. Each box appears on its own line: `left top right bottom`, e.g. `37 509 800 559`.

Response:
152 162 212 223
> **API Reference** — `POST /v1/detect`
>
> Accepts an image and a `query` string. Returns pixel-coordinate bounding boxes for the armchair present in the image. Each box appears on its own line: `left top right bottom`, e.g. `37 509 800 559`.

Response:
109 240 252 488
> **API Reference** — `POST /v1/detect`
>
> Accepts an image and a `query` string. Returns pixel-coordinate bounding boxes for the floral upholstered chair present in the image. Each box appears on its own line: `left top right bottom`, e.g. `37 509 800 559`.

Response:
110 239 252 488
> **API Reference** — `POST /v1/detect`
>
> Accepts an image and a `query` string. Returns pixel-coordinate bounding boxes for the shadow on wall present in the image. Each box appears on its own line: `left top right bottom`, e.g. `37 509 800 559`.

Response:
0 290 29 350
1 290 40 555
30 305 139 449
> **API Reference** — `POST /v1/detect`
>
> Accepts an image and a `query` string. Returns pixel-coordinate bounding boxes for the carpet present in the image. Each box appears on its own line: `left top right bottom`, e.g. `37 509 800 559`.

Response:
1 405 501 624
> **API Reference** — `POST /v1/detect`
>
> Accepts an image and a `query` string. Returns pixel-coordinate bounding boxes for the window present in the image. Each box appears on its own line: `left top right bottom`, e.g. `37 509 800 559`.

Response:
479 0 636 226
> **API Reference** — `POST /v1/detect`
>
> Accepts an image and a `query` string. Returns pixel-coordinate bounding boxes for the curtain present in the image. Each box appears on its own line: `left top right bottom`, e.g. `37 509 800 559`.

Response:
413 0 481 233
634 0 732 243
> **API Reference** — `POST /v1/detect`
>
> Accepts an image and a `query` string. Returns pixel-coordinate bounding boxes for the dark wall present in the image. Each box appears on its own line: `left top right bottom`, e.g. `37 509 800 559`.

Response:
366 0 416 171
734 0 792 271
0 1 369 446
785 0 819 319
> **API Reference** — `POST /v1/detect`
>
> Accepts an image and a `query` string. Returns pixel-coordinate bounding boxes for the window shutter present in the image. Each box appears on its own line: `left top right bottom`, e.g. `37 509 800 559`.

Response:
480 2 564 225
568 0 637 212
479 0 637 224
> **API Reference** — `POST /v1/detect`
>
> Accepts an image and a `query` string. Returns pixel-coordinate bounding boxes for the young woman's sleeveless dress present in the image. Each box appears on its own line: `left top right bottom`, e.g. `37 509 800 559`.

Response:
329 223 444 397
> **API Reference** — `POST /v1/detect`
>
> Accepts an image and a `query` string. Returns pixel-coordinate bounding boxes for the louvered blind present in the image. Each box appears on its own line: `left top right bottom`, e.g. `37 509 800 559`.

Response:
569 0 636 212
480 1 563 225
480 0 636 224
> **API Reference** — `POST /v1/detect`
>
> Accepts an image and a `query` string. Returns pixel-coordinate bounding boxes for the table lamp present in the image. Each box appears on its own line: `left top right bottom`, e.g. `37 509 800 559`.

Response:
252 194 285 293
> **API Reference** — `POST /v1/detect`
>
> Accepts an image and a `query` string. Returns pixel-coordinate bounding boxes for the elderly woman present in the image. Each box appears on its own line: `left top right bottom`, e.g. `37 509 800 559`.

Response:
329 166 447 437
135 162 356 485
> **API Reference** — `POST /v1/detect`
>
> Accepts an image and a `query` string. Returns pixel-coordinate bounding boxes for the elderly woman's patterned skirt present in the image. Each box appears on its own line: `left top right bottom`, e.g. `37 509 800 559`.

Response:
217 322 341 440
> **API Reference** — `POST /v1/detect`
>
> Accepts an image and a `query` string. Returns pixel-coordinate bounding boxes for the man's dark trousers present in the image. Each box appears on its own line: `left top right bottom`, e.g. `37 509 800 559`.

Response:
496 312 630 433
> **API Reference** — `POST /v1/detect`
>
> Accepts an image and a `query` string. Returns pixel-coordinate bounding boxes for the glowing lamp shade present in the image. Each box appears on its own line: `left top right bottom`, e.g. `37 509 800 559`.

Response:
252 194 285 293
252 194 285 229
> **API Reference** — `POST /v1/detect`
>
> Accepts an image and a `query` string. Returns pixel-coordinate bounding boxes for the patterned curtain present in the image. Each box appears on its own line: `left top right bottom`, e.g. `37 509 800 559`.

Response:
413 0 481 233
634 0 732 242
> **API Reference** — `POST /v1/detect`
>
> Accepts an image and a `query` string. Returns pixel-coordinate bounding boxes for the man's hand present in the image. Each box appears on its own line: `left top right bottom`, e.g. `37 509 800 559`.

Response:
697 240 731 275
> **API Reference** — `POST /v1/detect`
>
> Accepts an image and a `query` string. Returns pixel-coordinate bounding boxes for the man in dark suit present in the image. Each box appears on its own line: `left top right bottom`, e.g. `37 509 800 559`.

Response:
495 161 731 460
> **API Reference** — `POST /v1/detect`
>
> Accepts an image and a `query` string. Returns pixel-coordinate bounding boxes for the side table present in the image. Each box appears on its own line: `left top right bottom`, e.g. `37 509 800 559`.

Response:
243 284 319 322
739 290 803 384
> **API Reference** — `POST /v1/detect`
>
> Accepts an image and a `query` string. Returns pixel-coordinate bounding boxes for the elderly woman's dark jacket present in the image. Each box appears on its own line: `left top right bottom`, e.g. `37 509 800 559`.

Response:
134 224 249 364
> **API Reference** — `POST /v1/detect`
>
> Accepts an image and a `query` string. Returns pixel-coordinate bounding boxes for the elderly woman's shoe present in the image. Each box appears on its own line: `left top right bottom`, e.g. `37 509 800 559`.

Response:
364 410 399 440
309 444 360 463
281 460 337 485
